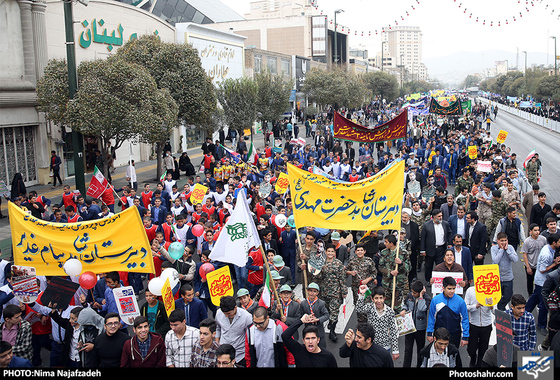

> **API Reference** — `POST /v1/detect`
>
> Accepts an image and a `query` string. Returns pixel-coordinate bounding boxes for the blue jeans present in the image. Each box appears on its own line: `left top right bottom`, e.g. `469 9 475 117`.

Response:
526 284 548 328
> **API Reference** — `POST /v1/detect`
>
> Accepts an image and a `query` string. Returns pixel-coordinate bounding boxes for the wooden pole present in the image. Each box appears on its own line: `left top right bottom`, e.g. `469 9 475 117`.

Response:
391 222 403 310
259 244 283 318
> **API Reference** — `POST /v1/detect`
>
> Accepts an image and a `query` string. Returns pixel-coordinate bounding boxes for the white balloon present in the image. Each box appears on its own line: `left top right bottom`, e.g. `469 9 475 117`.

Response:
275 214 287 228
148 277 165 296
63 258 82 276
161 268 179 289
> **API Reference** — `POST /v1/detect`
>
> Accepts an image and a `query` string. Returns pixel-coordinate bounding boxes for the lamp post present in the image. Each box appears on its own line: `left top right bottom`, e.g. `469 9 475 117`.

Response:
551 36 557 75
522 50 527 88
333 9 344 65
381 40 387 72
400 53 404 95
63 0 86 196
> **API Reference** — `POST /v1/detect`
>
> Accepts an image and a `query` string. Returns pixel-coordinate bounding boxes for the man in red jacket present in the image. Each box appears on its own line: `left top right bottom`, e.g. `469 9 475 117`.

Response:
120 316 166 368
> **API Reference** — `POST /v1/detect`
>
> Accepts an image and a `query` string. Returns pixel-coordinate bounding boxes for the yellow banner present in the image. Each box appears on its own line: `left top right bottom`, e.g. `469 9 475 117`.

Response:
161 278 175 317
496 130 508 144
190 184 208 206
275 172 290 194
468 145 478 159
207 265 234 306
473 264 502 307
9 202 154 276
287 160 404 230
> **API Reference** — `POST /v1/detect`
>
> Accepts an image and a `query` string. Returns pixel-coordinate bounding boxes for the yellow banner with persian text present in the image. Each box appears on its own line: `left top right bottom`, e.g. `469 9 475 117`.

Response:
9 202 154 276
287 160 405 230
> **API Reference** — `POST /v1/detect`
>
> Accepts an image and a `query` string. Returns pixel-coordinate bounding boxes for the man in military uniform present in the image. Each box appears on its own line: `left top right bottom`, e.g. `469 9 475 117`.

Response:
455 167 474 196
525 155 540 186
345 243 378 324
315 243 347 342
476 182 494 226
486 190 509 238
297 231 323 287
379 234 410 314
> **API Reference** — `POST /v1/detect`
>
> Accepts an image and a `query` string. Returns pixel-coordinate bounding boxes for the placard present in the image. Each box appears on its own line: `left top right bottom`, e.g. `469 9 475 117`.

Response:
495 310 513 368
208 265 234 306
395 312 417 336
190 184 208 206
431 271 464 294
41 277 80 310
473 264 502 307
477 160 492 173
468 145 478 160
161 278 175 317
11 265 38 304
496 130 508 144
113 286 140 325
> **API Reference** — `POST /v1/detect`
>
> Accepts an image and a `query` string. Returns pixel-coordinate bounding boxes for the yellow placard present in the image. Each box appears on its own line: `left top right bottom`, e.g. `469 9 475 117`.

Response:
275 172 290 194
9 202 154 276
287 160 404 230
207 265 234 306
496 130 508 144
468 145 478 159
473 264 502 307
161 277 175 317
190 183 208 206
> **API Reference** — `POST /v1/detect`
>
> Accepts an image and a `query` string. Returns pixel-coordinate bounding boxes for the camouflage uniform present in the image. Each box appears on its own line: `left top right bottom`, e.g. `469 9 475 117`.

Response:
476 191 493 225
315 258 347 325
525 160 539 186
345 255 377 323
378 242 410 313
486 198 509 237
455 175 474 196
297 244 322 285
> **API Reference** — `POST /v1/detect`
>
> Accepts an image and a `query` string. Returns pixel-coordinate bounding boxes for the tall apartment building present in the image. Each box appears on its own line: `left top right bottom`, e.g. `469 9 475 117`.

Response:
381 26 428 81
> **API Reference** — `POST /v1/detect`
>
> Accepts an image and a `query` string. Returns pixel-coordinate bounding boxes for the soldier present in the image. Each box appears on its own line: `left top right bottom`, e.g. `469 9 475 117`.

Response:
525 155 540 186
315 243 347 342
297 231 323 285
486 190 509 240
476 182 494 226
346 243 378 324
455 167 474 197
379 234 410 313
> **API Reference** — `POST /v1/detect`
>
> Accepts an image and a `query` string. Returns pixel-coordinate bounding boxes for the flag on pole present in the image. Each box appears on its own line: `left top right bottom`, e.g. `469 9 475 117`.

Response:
86 166 109 199
159 171 166 182
208 189 261 267
523 148 536 171
247 142 258 166
258 270 271 308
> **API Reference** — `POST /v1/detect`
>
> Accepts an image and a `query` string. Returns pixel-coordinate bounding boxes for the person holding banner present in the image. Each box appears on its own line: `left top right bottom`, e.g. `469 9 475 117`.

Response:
465 286 495 368
379 234 410 314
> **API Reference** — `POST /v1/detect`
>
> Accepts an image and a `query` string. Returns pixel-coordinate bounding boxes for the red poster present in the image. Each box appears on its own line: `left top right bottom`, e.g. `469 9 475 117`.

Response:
334 111 408 143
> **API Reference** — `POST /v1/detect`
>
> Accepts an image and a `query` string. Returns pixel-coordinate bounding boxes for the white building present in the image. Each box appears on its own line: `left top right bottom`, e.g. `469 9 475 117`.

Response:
380 26 428 81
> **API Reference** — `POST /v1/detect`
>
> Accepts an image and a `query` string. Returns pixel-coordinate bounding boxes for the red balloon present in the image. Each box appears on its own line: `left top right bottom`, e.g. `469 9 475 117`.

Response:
199 263 215 280
192 224 204 237
79 271 97 290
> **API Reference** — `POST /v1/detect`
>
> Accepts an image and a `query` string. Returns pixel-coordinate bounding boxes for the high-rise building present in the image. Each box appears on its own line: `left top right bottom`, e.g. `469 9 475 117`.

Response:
381 26 428 81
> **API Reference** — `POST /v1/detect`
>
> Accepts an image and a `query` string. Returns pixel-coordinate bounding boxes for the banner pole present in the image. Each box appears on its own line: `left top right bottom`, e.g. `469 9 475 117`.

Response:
259 244 283 318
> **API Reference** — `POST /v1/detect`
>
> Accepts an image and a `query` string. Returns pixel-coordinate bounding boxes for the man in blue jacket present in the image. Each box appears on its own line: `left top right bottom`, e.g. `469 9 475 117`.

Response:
427 276 469 349
174 284 208 329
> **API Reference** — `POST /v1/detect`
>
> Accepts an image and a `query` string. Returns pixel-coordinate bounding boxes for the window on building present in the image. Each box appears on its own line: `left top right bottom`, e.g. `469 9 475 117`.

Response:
267 57 277 74
255 55 262 73
281 59 290 75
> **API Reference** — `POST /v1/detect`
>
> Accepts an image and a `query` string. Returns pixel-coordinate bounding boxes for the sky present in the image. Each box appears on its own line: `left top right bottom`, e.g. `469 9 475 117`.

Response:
218 0 560 69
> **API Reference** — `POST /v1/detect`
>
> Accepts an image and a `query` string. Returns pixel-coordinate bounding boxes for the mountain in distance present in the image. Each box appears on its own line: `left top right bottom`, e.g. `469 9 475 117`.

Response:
424 49 552 87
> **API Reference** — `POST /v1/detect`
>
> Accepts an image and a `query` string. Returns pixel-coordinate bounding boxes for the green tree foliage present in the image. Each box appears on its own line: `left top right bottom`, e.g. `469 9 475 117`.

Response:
216 77 258 136
362 71 400 103
254 70 292 123
302 66 367 109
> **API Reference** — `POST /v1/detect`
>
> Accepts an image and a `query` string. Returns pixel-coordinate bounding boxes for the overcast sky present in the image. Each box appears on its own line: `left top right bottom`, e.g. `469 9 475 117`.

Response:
219 0 560 67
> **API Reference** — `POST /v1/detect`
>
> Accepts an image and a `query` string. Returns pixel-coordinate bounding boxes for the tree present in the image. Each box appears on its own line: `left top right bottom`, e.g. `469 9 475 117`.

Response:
362 71 400 103
302 66 366 109
534 75 560 103
116 35 216 177
216 77 258 141
254 70 292 125
37 56 179 178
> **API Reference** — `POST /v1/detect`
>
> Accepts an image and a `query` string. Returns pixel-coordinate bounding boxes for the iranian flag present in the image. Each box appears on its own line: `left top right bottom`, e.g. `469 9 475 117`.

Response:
523 148 536 171
258 270 272 308
247 142 258 166
86 166 109 199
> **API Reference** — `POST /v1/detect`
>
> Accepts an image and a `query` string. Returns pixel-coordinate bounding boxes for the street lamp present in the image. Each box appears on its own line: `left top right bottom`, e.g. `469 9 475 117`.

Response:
64 0 87 196
381 40 387 72
333 9 344 65
400 53 404 95
551 36 557 75
522 50 527 88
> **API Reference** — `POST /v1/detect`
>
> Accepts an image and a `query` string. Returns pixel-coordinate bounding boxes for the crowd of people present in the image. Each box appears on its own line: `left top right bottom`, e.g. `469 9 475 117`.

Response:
1 96 560 370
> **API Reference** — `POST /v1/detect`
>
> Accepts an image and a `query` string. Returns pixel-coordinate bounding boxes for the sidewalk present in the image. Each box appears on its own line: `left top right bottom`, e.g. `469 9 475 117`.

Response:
0 135 272 259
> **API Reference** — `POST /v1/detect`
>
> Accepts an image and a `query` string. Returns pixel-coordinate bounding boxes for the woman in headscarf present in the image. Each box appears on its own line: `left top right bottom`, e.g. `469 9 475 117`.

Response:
10 173 26 200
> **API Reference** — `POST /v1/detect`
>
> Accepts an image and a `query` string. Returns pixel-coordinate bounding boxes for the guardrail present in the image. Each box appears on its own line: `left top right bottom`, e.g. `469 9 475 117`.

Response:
478 97 560 133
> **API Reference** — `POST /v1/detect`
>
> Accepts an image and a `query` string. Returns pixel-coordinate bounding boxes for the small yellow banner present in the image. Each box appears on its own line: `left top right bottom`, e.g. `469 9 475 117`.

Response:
275 172 290 194
496 130 508 144
207 265 234 306
10 202 154 276
190 184 208 206
161 278 175 317
473 264 502 307
468 145 478 160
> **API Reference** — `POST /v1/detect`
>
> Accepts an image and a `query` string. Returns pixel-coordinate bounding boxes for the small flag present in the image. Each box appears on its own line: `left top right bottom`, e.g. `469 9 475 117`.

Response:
86 166 109 199
259 270 271 308
160 171 166 182
220 144 241 164
247 142 258 166
523 148 536 171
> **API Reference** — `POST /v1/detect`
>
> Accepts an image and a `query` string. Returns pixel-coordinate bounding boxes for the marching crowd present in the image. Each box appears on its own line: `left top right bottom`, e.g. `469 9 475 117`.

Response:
1 97 560 370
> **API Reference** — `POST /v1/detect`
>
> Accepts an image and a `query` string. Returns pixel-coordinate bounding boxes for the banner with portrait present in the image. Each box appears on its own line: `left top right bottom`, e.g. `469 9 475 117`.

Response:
286 159 405 230
9 202 154 276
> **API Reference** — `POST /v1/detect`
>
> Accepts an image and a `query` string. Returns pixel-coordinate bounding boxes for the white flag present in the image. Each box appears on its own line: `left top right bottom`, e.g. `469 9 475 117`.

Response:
209 189 261 267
